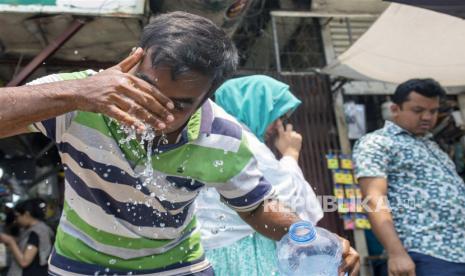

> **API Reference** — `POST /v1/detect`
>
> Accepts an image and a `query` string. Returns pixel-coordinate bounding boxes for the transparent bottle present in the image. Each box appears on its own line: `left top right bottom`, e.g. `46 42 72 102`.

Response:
276 221 342 276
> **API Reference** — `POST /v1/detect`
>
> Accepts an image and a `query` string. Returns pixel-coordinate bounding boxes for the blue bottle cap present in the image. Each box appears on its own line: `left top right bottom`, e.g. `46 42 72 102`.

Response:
289 221 317 243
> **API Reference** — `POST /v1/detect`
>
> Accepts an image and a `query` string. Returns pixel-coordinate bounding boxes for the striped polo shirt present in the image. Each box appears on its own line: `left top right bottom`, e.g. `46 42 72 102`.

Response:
28 71 274 275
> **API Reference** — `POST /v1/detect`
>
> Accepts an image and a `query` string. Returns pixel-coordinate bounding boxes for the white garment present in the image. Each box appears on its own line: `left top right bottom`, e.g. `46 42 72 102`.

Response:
196 132 323 249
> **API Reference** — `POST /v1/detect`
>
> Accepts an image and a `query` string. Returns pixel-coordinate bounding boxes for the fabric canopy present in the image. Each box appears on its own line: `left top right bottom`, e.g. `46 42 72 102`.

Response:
323 3 465 87
384 0 465 19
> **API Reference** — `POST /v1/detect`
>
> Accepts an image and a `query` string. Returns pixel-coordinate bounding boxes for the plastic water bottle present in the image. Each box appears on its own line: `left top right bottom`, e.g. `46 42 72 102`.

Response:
276 221 342 276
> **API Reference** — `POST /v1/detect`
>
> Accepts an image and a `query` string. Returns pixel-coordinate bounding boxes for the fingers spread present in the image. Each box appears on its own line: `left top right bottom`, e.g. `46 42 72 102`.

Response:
105 105 140 129
116 47 144 73
111 95 167 130
127 74 175 112
117 78 173 123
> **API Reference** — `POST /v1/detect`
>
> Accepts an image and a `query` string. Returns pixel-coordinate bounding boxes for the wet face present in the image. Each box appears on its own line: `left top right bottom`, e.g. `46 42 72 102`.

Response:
135 51 213 135
391 91 440 136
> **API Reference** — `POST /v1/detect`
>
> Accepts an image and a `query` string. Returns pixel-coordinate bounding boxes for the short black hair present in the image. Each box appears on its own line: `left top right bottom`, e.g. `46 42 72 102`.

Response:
139 11 238 93
392 78 446 105
14 198 47 220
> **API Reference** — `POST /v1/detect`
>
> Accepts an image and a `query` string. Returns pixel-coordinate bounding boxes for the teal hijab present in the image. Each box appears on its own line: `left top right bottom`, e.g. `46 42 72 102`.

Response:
215 75 302 141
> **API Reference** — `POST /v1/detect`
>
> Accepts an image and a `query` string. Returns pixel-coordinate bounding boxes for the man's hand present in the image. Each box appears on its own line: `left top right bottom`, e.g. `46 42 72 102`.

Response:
274 119 302 161
75 47 175 131
338 236 360 276
388 251 416 276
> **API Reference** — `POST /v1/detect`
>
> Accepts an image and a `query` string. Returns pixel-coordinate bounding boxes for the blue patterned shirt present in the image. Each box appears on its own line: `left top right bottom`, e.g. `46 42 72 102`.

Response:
353 121 465 263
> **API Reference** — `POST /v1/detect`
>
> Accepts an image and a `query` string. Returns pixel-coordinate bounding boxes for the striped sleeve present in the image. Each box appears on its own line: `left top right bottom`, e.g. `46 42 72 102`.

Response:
27 71 93 142
214 131 275 212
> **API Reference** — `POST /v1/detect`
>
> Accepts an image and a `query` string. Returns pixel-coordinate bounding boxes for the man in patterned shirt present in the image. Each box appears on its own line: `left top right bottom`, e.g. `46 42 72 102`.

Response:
354 79 465 276
0 11 360 276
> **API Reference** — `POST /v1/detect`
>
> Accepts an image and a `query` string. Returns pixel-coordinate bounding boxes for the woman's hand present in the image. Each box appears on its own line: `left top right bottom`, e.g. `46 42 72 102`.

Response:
274 119 302 161
0 233 15 246
338 236 361 276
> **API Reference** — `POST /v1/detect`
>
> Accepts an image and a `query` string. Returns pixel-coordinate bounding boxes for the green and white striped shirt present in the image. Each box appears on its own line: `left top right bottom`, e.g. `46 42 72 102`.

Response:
28 70 274 275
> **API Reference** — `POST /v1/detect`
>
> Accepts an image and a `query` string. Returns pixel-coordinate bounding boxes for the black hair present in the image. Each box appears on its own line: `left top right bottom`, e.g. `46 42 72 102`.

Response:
139 11 238 94
14 198 47 221
392 78 446 106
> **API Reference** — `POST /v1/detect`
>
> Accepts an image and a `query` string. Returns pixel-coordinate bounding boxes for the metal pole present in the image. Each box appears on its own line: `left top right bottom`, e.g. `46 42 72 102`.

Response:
7 18 87 87
345 18 354 45
271 15 282 73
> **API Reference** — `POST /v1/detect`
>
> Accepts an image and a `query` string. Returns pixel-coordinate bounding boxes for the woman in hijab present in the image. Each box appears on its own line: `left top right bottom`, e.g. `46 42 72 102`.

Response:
196 75 324 275
0 198 54 276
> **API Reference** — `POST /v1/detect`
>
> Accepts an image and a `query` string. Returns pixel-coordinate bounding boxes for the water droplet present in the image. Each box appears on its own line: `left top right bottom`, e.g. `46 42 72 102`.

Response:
136 185 142 190
74 50 79 55
213 160 224 167
103 173 109 178
109 259 116 265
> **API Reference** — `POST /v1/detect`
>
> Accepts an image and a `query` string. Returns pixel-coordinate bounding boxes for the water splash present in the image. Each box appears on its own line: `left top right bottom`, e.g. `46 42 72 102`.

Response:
117 123 172 211
213 160 224 173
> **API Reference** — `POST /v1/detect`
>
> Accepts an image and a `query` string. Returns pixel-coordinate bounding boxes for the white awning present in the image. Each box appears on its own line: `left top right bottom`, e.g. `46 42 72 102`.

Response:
323 3 465 87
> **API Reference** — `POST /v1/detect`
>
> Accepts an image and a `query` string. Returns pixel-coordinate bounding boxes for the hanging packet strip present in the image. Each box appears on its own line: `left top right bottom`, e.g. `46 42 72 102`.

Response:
354 185 362 199
334 184 345 200
343 170 355 184
326 153 339 170
333 170 355 185
347 199 357 213
355 214 371 229
342 214 355 230
344 185 356 199
333 170 345 184
340 154 354 170
337 199 349 214
356 200 365 213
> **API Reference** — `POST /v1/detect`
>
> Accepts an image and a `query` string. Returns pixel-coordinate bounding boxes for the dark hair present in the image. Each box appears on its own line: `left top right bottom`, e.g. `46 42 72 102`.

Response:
392 78 446 106
139 11 238 94
14 198 47 220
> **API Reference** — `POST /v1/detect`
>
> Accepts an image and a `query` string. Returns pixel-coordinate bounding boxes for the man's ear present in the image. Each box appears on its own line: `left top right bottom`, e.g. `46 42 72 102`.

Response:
390 103 401 116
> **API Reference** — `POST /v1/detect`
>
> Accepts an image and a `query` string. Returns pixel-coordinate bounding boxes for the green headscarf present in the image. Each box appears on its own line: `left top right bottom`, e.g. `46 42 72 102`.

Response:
215 75 301 141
